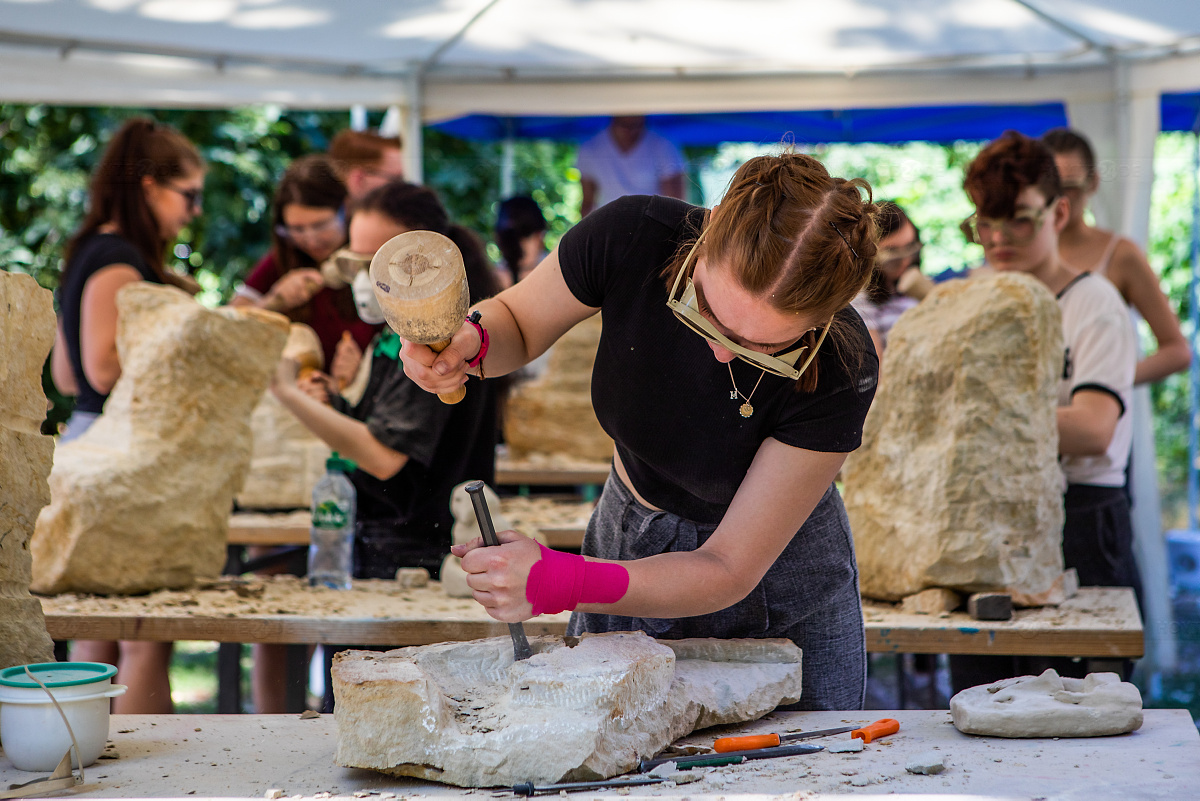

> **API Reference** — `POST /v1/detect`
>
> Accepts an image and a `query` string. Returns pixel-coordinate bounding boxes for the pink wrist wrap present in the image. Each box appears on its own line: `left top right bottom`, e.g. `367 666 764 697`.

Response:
525 543 629 616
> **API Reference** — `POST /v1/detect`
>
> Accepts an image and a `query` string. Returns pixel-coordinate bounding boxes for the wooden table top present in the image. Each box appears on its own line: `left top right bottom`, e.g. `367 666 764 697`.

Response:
494 456 611 486
2 708 1193 799
39 579 1142 657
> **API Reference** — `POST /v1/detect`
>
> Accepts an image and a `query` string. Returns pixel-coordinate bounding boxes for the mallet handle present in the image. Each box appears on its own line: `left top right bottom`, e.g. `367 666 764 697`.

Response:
429 338 466 404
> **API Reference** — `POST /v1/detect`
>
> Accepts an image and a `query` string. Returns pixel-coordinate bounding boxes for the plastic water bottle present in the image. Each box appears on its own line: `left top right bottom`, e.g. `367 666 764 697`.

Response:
309 453 356 590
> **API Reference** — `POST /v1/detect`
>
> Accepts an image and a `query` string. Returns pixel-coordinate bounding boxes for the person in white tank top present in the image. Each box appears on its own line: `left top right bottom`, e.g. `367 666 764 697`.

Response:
1042 127 1190 385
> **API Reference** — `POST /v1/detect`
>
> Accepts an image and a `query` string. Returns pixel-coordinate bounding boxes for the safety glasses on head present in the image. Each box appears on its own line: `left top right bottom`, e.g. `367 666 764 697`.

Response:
962 198 1056 247
666 231 831 381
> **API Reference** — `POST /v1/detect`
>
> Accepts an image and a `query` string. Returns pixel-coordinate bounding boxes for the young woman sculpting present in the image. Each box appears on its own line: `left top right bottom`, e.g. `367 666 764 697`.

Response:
402 153 880 710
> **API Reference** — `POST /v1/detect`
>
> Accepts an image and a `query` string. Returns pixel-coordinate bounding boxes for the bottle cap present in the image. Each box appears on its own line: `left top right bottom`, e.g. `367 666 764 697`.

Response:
326 452 357 473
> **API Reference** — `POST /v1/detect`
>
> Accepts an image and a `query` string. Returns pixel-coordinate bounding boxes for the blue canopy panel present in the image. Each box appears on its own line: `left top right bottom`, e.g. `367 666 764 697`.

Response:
431 103 1069 146
1162 92 1200 133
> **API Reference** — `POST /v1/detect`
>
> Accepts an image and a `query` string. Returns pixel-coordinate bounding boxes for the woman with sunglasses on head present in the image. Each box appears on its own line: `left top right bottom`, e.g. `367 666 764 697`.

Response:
402 153 880 710
1041 127 1190 385
950 130 1139 691
53 116 205 714
232 154 380 386
851 201 926 356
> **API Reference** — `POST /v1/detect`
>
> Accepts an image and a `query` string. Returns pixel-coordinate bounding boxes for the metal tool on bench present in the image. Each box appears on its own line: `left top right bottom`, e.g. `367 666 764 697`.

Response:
502 777 666 796
713 717 900 752
638 741 824 772
465 480 533 661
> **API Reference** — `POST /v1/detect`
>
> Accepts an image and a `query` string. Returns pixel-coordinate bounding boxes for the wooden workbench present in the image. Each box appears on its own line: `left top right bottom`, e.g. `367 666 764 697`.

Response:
227 496 592 552
494 455 611 487
2 709 1193 799
39 579 1141 658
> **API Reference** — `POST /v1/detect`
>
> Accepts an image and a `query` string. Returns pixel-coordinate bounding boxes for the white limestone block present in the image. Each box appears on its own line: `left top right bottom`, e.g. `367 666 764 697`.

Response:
31 284 289 595
0 270 55 668
950 669 1143 738
845 273 1065 602
332 631 802 787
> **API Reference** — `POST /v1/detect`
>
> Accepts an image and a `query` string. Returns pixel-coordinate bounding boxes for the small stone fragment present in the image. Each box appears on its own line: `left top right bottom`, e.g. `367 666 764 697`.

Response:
849 776 872 786
299 710 321 719
968 593 1013 621
394 567 429 588
900 588 961 615
648 762 678 778
906 752 946 775
671 772 702 785
827 739 864 753
265 790 285 799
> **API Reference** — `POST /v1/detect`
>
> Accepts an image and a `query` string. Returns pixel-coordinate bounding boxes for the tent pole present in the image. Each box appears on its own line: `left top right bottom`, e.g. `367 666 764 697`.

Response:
500 118 516 199
402 73 424 185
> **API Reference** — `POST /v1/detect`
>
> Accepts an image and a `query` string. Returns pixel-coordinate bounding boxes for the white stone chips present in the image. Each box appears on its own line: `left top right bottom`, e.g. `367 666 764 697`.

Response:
332 631 803 787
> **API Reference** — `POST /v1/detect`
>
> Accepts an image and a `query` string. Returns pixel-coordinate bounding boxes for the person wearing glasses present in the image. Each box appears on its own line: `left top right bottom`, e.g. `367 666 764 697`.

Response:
1041 128 1189 385
53 116 205 714
950 131 1139 692
232 155 380 383
851 201 926 355
401 153 880 710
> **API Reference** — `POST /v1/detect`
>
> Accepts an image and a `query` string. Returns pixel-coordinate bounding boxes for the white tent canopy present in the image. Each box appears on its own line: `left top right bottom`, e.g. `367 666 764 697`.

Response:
3 0 1198 673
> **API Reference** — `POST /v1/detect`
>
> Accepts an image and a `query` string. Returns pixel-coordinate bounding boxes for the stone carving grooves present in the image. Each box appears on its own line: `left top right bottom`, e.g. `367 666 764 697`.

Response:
332 631 802 787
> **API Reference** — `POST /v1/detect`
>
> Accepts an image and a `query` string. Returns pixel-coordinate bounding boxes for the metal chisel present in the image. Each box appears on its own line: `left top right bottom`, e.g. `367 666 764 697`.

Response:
713 718 900 752
465 480 533 661
638 741 824 772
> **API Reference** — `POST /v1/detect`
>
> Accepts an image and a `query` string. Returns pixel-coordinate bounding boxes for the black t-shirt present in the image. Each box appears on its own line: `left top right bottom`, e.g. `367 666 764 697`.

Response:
330 333 498 533
58 233 161 414
558 195 878 525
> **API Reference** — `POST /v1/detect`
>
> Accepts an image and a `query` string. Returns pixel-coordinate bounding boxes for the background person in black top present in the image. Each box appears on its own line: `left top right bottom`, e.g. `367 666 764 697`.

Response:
402 154 881 710
270 180 501 713
271 181 501 578
54 117 206 715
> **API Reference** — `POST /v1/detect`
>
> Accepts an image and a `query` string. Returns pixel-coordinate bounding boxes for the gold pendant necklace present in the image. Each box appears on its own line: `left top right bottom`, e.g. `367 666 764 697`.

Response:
727 363 766 418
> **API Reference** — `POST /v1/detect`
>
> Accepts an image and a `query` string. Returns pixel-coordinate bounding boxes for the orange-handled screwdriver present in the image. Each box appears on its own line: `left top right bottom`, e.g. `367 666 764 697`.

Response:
714 719 898 754
851 718 900 743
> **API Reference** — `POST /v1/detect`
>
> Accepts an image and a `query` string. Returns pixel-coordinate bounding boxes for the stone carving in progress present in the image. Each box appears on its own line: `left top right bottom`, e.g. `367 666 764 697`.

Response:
237 324 331 510
332 631 802 787
32 284 289 595
0 270 55 668
844 273 1065 602
951 669 1143 737
503 315 614 463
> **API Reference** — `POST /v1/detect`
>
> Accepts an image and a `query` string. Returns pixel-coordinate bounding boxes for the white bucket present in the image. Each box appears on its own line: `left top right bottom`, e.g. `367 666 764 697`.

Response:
0 662 127 772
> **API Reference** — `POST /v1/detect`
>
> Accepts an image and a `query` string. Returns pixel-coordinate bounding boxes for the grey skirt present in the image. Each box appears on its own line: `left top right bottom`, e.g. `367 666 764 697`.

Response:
567 473 866 711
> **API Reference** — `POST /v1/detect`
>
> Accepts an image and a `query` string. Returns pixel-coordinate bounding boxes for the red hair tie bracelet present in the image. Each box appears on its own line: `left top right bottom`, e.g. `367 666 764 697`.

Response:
465 311 489 376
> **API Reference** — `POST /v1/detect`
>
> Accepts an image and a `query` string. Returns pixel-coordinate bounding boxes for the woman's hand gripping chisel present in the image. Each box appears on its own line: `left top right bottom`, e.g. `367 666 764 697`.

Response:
713 718 900 752
465 480 533 661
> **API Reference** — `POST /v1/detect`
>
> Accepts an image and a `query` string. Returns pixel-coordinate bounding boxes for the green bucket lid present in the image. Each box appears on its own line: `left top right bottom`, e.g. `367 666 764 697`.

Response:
0 662 117 689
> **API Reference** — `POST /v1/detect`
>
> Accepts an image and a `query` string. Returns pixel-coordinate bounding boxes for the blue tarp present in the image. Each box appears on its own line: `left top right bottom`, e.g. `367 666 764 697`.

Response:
1163 92 1200 133
432 103 1070 146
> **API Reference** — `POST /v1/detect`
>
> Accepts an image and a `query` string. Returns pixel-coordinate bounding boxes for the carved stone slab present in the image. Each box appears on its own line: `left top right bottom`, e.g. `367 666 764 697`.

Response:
845 273 1065 602
0 270 55 668
332 631 802 787
31 284 288 595
951 669 1143 738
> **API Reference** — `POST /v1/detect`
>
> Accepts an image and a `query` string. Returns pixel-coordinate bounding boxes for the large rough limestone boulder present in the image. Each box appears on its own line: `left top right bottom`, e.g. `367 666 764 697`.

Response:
32 284 289 595
0 271 55 668
951 669 1143 737
333 632 802 787
504 315 614 463
845 273 1065 602
237 324 331 510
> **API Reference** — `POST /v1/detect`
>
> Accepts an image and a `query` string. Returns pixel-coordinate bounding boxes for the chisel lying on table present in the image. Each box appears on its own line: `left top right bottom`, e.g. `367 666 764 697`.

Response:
638 742 824 772
713 718 900 752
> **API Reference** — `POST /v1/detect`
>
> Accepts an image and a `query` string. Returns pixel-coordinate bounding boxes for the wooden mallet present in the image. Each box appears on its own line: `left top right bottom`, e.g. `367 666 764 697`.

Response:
370 230 470 404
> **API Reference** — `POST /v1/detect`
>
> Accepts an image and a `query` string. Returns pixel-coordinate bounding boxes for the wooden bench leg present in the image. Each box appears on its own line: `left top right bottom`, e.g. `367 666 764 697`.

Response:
217 642 243 713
